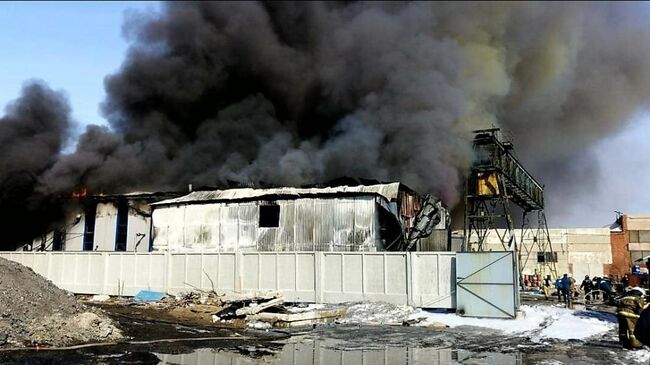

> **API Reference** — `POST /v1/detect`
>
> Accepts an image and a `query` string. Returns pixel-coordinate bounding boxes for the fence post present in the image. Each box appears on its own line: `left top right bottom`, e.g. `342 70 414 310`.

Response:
165 251 172 294
315 252 323 303
102 252 108 295
406 252 414 306
46 251 52 285
235 252 242 292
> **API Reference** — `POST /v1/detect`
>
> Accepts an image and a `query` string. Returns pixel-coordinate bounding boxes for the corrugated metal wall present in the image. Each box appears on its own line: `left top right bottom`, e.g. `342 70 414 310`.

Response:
152 197 381 252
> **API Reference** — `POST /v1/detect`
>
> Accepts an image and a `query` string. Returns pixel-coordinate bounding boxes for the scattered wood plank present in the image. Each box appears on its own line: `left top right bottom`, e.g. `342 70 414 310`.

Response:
249 308 347 325
235 297 284 316
219 291 281 304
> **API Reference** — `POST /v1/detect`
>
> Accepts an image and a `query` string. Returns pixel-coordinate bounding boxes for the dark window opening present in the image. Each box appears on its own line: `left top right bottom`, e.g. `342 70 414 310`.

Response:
259 205 280 228
115 200 129 251
83 203 97 251
537 252 558 263
52 229 65 251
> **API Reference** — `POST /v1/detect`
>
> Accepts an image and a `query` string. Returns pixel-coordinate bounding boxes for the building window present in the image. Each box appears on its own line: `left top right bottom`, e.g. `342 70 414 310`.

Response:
630 230 640 243
259 205 280 228
115 200 129 251
631 251 649 265
83 203 97 251
640 230 650 243
52 229 65 251
537 252 558 263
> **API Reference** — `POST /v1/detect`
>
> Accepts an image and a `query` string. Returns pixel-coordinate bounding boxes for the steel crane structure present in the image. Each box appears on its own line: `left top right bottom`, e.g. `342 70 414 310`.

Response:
463 128 558 278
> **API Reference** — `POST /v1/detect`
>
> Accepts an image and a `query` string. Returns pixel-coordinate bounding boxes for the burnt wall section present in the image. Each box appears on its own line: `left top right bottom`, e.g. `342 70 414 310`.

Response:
152 196 382 252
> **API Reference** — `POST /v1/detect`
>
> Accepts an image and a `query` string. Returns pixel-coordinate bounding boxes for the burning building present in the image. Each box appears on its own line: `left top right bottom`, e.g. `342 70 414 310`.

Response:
24 192 179 252
20 181 448 253
150 181 448 253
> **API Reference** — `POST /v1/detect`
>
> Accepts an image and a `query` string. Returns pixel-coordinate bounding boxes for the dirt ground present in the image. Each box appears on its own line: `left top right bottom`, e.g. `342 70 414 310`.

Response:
0 296 645 365
0 257 122 347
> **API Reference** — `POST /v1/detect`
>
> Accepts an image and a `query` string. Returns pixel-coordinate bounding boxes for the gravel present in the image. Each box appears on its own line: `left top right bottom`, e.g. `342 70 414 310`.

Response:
0 257 122 347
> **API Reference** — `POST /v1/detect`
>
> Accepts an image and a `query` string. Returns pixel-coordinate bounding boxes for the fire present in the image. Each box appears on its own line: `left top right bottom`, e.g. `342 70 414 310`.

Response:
71 187 88 198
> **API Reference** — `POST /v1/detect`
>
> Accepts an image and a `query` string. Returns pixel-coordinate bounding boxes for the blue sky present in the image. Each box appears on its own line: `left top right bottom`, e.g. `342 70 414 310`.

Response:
0 1 648 227
0 1 156 126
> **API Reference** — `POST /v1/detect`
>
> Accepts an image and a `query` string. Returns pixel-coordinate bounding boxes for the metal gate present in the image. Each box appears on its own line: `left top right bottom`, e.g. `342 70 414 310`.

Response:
455 251 519 318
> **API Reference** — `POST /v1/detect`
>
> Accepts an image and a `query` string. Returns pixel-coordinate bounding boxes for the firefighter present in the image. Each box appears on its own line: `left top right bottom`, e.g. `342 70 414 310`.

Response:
581 275 593 302
560 273 572 308
616 288 646 349
634 301 650 348
542 275 553 300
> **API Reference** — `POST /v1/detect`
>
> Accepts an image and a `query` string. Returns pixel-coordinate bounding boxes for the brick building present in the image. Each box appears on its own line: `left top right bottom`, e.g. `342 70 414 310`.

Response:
607 215 650 281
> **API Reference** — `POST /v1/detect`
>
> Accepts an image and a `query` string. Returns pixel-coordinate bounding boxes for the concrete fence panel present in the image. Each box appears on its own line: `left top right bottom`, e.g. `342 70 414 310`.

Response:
0 251 456 309
409 252 456 308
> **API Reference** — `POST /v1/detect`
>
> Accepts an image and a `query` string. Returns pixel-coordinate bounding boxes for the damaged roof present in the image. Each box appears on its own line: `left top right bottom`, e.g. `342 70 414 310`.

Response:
152 182 405 206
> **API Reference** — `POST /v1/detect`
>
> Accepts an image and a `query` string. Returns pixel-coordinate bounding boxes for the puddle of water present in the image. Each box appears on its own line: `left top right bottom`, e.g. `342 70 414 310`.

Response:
155 340 521 365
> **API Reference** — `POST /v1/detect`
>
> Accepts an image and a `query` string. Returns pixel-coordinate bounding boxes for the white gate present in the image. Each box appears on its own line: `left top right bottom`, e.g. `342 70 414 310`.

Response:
455 251 519 318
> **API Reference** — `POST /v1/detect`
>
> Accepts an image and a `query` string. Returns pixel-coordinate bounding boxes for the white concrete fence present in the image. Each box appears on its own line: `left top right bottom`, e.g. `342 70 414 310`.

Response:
0 251 456 309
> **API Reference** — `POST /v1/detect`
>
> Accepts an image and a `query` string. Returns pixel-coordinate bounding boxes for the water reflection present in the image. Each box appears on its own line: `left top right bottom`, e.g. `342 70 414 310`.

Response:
156 340 521 365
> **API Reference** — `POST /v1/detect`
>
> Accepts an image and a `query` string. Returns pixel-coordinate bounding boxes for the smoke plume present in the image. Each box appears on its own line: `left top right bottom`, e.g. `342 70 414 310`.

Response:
0 82 72 246
3 2 650 246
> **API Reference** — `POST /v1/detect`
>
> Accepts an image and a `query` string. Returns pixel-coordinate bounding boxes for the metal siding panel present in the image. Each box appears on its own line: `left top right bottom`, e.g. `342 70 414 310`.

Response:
332 198 356 251
314 200 334 250
238 204 257 251
153 206 186 251
278 200 295 250
257 228 277 251
294 200 315 250
94 203 118 251
183 205 217 250
354 197 375 248
127 214 150 252
219 205 239 251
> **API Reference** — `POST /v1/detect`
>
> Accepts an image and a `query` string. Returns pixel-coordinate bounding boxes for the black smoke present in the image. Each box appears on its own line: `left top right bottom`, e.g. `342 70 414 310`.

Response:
2 2 650 247
0 82 72 247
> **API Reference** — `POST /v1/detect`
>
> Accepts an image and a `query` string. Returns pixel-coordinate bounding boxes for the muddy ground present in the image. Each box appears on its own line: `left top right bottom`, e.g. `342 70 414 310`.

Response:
0 298 645 365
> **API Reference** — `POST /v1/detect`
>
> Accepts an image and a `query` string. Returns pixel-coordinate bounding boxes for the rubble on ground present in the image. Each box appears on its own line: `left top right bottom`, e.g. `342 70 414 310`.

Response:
0 257 122 347
91 289 348 329
102 290 452 329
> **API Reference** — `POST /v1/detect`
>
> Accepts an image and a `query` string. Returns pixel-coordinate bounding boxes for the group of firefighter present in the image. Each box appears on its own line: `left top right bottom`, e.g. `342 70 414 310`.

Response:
540 273 618 306
539 273 649 350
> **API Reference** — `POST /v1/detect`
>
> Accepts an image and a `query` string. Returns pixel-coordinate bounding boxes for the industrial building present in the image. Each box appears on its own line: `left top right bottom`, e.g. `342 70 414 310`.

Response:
21 182 449 254
460 228 612 279
610 214 650 280
150 182 449 253
24 192 179 252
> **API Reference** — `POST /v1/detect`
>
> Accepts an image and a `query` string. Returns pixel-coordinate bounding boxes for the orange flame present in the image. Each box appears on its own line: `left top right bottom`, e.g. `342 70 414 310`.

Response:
71 187 88 198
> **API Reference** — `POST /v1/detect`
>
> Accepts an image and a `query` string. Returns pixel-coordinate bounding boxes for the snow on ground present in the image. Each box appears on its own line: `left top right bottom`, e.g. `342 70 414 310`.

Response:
339 302 417 325
412 304 616 341
338 302 617 342
627 348 650 364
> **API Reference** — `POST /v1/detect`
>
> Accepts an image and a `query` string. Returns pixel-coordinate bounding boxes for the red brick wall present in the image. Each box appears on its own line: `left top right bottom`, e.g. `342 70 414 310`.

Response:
607 216 631 280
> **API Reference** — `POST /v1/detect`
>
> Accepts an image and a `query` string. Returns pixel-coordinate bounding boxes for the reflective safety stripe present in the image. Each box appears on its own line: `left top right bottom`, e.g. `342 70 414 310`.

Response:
617 311 641 319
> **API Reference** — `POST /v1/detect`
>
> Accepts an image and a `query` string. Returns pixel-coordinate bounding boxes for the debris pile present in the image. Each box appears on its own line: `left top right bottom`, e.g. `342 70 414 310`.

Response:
0 257 122 347
128 290 347 328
